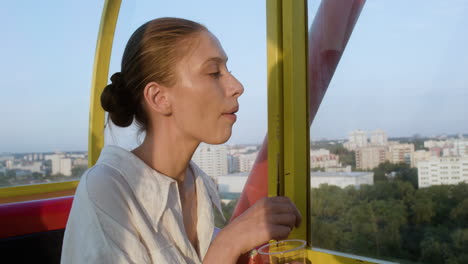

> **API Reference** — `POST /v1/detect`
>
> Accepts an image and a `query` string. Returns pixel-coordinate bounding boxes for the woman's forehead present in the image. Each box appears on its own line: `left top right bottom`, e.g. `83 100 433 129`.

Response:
185 31 227 66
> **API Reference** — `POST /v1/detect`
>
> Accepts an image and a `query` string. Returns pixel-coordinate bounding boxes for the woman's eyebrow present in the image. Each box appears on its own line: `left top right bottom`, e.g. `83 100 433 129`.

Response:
202 56 228 66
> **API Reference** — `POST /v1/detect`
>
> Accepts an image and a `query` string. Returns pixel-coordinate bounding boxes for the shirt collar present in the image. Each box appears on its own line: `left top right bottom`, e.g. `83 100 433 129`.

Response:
95 145 224 229
190 161 225 222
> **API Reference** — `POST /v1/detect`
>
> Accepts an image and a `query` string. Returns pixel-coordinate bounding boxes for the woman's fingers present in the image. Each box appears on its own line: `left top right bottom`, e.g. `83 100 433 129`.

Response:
292 206 302 227
268 197 303 227
269 196 292 203
224 196 303 253
269 224 292 241
271 213 297 229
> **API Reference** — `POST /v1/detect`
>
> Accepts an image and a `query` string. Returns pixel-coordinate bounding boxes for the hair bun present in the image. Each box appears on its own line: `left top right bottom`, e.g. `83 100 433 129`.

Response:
110 72 126 89
101 72 136 127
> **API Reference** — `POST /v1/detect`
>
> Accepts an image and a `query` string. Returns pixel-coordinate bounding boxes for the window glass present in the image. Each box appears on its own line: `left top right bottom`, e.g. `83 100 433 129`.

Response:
106 0 267 227
0 1 103 187
309 0 468 263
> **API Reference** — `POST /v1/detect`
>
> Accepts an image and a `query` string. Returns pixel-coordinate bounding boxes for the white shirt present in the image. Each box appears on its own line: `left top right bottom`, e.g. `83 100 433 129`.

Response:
61 145 224 264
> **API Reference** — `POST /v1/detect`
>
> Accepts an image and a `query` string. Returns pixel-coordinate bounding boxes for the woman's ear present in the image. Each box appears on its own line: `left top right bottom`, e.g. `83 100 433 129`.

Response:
143 82 172 116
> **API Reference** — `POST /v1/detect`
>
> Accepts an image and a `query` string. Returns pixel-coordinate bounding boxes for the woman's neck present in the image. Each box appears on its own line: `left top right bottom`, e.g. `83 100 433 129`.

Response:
131 126 200 183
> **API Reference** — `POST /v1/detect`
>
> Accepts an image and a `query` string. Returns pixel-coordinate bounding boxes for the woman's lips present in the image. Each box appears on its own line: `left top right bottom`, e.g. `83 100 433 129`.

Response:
222 105 239 122
222 113 237 122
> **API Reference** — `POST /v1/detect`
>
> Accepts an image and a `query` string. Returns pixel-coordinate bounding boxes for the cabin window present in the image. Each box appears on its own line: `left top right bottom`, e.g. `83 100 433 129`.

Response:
308 0 468 263
0 2 103 189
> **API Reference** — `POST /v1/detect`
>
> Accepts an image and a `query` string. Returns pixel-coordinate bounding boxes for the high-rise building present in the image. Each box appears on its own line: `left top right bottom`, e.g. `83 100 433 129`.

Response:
72 158 88 167
370 129 388 146
5 160 13 169
418 157 468 188
238 152 258 172
355 146 387 170
411 150 432 168
48 154 72 176
50 155 60 175
14 161 42 173
227 154 240 173
424 139 468 157
60 159 72 176
388 143 415 165
424 140 450 149
344 130 368 150
454 139 468 157
192 144 228 179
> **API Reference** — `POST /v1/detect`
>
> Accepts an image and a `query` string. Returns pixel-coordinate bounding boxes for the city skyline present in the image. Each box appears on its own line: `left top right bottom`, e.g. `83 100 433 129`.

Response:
1 130 467 154
4 130 467 183
1 0 467 152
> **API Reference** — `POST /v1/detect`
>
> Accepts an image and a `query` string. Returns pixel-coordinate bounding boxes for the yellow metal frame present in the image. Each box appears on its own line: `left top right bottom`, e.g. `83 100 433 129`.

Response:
281 0 310 242
267 0 284 200
308 250 381 264
267 0 310 243
0 181 78 204
267 1 379 263
0 181 77 198
0 0 121 201
88 0 122 166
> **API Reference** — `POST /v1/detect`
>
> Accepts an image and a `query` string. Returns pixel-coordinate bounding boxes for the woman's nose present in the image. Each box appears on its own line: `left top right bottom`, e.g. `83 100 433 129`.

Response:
228 74 244 98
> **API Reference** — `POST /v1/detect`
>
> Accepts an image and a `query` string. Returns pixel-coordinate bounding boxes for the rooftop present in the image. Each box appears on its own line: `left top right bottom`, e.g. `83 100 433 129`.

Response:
311 172 373 178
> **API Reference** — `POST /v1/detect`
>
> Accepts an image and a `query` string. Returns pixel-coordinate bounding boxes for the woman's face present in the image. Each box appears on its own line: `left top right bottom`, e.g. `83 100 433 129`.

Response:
169 30 244 144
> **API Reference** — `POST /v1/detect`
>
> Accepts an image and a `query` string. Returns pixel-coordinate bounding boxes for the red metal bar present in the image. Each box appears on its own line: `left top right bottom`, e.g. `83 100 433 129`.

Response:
0 196 73 239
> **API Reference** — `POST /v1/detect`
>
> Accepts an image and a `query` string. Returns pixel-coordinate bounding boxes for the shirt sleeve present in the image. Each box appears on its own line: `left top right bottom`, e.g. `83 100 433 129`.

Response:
61 165 151 264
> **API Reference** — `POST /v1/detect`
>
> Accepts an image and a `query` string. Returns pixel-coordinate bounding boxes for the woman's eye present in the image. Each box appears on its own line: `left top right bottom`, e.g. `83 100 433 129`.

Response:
209 72 222 78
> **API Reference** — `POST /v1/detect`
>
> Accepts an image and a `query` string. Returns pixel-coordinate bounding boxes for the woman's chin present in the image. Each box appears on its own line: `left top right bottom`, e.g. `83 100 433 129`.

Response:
204 130 232 145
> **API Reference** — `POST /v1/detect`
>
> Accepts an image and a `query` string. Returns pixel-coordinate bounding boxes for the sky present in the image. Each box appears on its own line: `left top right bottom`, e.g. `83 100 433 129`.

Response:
0 0 467 153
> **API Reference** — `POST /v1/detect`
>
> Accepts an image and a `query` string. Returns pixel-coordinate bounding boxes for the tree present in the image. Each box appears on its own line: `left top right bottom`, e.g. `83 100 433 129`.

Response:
72 165 88 177
427 185 458 226
395 167 418 189
420 238 452 264
311 167 324 172
311 184 350 251
450 198 468 226
411 194 435 224
0 172 11 187
214 199 238 228
310 179 467 263
329 145 356 169
31 172 43 180
373 161 395 182
451 229 468 253
395 180 416 204
6 170 16 179
419 227 453 264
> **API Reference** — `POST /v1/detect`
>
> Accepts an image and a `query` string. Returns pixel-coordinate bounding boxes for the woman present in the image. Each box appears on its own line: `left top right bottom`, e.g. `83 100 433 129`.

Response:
61 17 301 264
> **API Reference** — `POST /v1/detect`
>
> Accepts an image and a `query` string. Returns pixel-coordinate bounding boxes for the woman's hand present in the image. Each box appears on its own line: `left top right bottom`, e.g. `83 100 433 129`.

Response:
225 196 302 255
205 196 302 263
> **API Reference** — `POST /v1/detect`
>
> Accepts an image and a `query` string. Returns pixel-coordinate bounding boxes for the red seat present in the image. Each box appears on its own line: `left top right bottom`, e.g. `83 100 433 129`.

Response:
0 196 74 264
